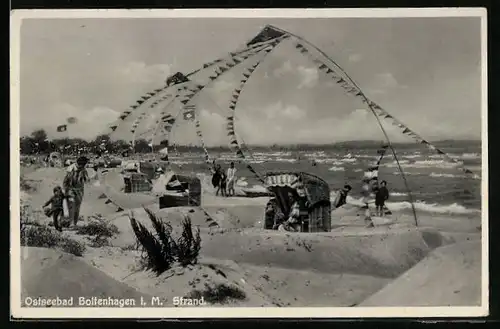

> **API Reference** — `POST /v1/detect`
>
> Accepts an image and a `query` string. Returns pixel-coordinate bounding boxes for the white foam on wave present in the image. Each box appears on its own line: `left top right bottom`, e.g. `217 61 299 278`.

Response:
386 159 461 169
343 195 480 215
253 152 292 157
275 158 297 163
303 151 327 158
329 166 345 172
402 154 421 159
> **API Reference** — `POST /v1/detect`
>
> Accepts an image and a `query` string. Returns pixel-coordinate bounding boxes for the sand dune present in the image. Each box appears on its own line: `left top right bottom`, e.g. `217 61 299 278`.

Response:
21 247 151 307
360 241 482 306
18 166 483 308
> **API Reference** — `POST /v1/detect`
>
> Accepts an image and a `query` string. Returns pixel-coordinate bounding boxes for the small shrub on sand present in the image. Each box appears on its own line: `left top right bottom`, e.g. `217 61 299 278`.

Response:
20 198 85 256
76 216 119 248
186 283 246 304
129 207 201 275
76 220 119 238
21 225 86 257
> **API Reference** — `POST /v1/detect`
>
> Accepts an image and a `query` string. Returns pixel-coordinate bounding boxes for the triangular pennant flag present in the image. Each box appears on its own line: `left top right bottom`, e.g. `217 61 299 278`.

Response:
110 125 118 131
319 64 328 70
229 105 236 111
137 100 144 105
131 105 138 109
236 150 244 157
295 43 303 49
142 96 150 100
242 73 251 78
155 88 162 92
384 114 393 119
119 114 127 120
209 75 217 80
465 169 473 174
402 128 411 134
336 78 345 84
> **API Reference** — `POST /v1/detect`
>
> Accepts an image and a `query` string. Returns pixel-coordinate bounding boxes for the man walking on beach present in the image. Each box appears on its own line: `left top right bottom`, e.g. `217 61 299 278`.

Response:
63 156 89 227
226 162 237 197
375 180 390 217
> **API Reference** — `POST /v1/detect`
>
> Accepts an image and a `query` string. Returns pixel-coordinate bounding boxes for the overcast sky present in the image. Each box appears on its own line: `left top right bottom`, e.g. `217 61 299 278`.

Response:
18 16 482 146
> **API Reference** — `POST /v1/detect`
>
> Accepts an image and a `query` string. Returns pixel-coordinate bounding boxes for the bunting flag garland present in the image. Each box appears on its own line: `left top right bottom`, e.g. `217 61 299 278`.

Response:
194 119 211 164
104 34 286 141
294 40 475 178
223 41 287 185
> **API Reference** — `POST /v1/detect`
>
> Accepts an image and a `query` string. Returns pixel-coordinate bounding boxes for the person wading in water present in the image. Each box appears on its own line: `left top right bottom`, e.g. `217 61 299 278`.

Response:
63 156 89 227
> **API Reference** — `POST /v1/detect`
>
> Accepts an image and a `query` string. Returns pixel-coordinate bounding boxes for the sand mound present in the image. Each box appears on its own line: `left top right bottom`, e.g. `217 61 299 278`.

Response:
108 207 442 278
237 263 390 307
84 248 274 306
360 240 482 306
110 206 220 232
21 247 150 307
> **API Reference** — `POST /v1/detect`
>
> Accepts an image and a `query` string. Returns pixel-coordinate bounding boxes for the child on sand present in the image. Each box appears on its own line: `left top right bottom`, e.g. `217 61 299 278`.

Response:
43 186 66 232
375 180 390 217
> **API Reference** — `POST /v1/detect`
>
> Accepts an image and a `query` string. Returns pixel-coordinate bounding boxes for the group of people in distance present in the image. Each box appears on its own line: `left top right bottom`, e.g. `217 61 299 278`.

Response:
333 180 390 218
211 161 237 197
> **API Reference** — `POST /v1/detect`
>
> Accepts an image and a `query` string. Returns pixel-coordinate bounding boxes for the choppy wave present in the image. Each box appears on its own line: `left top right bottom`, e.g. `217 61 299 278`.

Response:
386 159 462 169
303 151 327 158
344 195 480 215
329 166 345 172
402 154 421 159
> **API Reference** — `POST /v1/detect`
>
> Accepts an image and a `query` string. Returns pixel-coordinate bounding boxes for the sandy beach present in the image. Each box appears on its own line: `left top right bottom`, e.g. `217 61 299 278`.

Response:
18 166 482 308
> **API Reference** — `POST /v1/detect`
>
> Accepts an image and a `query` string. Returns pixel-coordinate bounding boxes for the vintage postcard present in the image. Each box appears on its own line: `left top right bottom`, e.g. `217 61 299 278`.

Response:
10 8 488 319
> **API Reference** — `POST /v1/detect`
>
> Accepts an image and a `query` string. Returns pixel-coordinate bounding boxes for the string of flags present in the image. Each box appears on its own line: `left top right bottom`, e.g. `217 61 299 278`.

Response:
145 37 287 166
194 118 211 164
293 41 476 177
103 34 288 160
225 50 279 184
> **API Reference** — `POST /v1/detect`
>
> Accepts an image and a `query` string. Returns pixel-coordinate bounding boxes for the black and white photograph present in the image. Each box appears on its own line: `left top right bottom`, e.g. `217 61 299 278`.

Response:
10 8 488 318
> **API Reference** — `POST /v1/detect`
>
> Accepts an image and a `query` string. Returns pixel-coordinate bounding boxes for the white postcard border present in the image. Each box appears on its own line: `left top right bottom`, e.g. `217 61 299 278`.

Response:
10 7 489 319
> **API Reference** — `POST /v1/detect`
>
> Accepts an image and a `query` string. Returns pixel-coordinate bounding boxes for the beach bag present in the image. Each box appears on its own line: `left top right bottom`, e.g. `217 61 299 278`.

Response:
62 198 70 218
43 207 52 217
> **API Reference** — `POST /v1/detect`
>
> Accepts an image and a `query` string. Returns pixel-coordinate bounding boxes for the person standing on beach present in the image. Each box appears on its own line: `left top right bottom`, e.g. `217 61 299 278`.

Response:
220 169 228 197
375 180 390 217
63 156 89 227
226 162 237 197
212 164 222 196
43 186 66 232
